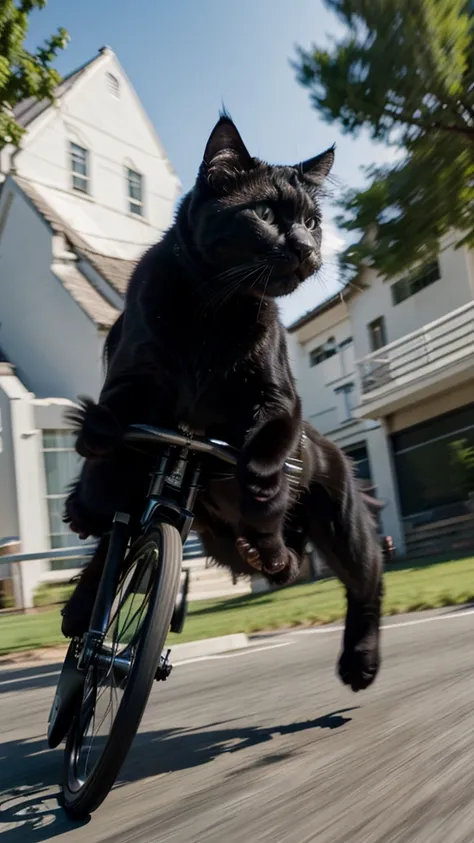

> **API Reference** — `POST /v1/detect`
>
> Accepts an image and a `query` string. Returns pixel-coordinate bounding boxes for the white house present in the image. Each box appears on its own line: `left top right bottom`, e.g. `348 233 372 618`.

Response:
289 233 474 559
287 287 405 553
0 45 180 402
0 47 181 607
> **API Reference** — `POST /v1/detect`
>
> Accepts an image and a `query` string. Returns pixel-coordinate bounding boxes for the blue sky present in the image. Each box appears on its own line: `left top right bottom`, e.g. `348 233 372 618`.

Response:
27 0 394 324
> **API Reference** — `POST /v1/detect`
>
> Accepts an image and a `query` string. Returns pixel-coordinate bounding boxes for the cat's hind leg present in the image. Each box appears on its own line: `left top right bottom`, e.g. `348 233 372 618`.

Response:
302 425 383 693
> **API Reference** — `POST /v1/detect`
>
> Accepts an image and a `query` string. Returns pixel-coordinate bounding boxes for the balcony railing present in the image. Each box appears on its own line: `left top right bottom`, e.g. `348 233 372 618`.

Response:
356 301 474 398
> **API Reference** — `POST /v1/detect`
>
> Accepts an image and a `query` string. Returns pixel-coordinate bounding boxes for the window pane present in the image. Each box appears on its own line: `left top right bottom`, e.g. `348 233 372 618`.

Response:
127 169 143 206
72 158 87 176
392 403 474 453
70 143 89 192
43 431 58 449
42 431 82 561
129 181 141 201
345 445 372 483
368 316 387 351
394 428 474 517
391 261 440 306
72 174 88 193
44 450 80 494
129 201 143 216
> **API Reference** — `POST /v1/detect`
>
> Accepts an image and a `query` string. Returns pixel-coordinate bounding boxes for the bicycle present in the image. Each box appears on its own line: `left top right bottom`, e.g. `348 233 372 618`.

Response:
46 422 304 819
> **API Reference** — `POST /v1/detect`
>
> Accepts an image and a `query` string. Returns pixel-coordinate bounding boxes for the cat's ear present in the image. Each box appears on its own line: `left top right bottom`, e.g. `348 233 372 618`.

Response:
200 113 253 190
295 146 335 187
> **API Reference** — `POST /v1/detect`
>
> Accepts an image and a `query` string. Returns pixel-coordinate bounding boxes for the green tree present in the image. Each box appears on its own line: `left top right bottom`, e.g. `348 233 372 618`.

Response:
294 0 474 278
0 0 68 150
449 439 474 496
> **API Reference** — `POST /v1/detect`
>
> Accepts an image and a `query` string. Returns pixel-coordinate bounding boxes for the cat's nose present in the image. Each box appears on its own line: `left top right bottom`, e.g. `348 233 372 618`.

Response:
288 225 314 262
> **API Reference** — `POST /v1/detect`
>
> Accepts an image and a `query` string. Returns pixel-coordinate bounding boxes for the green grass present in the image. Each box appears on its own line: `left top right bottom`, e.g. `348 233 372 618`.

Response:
33 582 74 608
0 555 473 656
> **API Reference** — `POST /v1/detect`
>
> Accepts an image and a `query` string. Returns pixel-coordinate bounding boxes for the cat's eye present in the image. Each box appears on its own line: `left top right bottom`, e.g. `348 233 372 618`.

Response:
255 203 275 224
306 217 318 231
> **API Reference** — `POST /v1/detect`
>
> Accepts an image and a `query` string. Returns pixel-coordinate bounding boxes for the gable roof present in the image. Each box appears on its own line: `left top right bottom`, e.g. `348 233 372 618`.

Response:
13 52 103 131
52 262 120 330
12 46 181 187
9 175 132 329
14 175 137 298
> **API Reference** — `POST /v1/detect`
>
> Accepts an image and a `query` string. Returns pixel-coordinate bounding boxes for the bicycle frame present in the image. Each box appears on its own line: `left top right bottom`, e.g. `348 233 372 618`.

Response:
77 424 238 670
48 422 305 746
77 422 305 670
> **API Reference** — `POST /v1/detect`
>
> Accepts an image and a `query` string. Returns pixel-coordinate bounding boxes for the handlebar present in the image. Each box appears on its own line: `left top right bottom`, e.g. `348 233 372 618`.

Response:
124 423 305 490
123 424 239 466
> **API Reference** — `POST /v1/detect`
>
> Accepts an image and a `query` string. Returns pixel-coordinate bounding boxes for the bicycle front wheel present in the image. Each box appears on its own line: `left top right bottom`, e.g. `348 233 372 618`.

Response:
62 523 182 820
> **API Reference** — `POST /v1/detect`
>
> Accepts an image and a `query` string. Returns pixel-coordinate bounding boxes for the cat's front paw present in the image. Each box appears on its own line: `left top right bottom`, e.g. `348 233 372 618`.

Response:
266 549 301 586
338 633 380 692
65 397 122 459
236 536 292 576
338 584 383 692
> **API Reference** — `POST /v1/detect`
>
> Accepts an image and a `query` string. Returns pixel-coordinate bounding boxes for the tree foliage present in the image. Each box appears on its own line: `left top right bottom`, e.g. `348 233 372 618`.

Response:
0 0 68 150
449 439 474 495
294 0 474 278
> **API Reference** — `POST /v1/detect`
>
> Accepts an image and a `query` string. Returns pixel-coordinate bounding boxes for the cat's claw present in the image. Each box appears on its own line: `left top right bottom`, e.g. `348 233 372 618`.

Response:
235 537 263 571
235 537 289 575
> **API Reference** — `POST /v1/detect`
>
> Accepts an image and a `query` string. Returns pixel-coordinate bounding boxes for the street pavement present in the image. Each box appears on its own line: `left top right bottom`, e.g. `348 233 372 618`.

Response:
0 607 473 843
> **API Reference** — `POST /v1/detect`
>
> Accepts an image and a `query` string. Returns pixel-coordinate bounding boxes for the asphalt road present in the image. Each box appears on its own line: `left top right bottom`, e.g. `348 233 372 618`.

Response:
0 607 473 843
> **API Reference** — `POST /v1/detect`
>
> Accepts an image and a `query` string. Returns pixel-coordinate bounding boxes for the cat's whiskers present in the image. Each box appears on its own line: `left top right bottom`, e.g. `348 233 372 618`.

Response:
216 264 266 311
256 265 272 321
197 262 268 317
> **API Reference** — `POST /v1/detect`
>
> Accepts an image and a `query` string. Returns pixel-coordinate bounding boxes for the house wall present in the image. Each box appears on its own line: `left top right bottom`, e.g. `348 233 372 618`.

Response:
0 375 23 546
292 304 360 434
8 387 51 607
14 50 180 263
350 240 474 360
387 382 474 434
0 188 103 401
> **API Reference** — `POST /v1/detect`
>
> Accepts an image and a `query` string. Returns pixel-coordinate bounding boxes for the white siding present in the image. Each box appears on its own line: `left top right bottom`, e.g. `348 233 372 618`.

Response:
0 189 103 401
296 316 355 433
0 376 23 543
14 51 180 263
350 242 474 360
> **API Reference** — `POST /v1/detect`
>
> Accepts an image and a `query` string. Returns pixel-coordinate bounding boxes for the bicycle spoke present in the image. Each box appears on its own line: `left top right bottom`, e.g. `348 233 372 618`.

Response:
70 551 153 784
62 527 179 816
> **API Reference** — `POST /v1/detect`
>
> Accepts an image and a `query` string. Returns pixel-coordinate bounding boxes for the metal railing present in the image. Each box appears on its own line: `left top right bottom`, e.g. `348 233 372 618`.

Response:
0 531 206 611
356 301 474 397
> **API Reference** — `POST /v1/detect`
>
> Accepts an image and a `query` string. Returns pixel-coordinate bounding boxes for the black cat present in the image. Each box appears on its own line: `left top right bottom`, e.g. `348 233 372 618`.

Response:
63 114 383 693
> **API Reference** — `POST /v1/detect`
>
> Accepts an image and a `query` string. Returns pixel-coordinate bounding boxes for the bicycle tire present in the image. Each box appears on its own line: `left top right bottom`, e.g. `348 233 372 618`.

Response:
62 523 182 819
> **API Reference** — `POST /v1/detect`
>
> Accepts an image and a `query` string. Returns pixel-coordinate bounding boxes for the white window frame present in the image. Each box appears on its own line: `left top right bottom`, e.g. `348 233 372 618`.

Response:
70 142 90 194
43 430 82 567
335 383 356 425
126 167 144 217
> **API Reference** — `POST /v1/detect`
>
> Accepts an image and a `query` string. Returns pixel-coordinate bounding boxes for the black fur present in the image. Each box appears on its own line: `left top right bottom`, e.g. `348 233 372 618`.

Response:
63 114 383 692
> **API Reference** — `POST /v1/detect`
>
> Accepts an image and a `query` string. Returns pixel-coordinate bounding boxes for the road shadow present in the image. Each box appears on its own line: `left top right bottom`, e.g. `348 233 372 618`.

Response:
0 707 358 840
0 664 62 695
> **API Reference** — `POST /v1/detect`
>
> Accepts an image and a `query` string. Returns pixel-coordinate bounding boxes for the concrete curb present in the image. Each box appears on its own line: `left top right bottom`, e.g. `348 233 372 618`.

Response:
0 633 250 671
